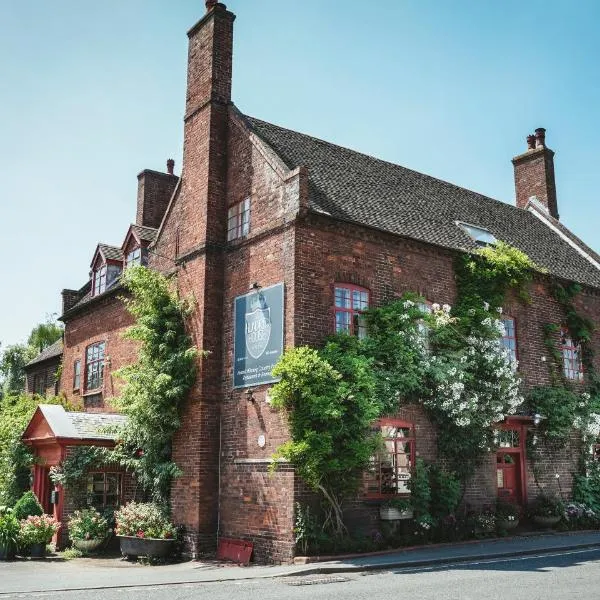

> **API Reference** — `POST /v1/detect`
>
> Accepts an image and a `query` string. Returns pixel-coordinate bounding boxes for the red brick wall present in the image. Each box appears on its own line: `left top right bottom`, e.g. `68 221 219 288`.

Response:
25 358 61 398
61 294 136 412
136 170 178 229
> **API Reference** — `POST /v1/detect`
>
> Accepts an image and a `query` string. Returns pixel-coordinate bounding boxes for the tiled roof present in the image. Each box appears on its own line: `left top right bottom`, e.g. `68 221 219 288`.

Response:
99 243 123 262
131 224 158 243
35 405 127 441
245 115 600 290
60 280 123 320
25 339 63 368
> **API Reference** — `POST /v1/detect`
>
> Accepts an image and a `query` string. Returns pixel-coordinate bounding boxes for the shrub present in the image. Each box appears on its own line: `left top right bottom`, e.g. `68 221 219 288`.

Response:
12 491 43 521
114 503 176 540
496 500 520 520
529 493 564 518
68 508 110 541
0 507 20 553
19 514 60 545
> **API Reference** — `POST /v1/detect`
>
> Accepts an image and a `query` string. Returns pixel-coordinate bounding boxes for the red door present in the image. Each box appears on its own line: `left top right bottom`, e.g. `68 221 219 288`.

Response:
496 450 522 504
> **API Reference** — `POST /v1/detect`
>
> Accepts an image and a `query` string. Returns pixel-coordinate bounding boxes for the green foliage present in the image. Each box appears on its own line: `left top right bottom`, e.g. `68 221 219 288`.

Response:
408 459 431 519
0 393 76 506
68 508 110 541
27 319 63 354
50 447 108 489
19 514 60 545
0 345 35 397
0 507 20 552
293 503 329 555
529 493 564 518
114 502 177 539
270 344 380 536
60 547 84 560
429 464 461 519
12 491 43 521
110 266 199 504
573 462 600 514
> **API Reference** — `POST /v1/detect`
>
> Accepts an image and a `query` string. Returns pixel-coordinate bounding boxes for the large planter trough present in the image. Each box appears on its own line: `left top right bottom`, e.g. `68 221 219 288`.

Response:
73 538 104 553
118 535 175 559
532 515 561 528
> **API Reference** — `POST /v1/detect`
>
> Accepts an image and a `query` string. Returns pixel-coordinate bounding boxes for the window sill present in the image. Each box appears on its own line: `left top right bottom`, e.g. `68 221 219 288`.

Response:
82 389 103 397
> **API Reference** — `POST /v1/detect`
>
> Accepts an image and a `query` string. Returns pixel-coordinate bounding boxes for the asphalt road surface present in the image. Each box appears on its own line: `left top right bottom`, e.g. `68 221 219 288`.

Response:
5 548 600 600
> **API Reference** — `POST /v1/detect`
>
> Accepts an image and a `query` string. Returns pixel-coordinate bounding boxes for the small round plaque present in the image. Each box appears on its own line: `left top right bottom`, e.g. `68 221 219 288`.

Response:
257 434 266 448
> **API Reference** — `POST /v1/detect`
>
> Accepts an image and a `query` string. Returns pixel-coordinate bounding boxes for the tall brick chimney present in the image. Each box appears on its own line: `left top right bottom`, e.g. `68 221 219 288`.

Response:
512 127 559 219
167 0 235 556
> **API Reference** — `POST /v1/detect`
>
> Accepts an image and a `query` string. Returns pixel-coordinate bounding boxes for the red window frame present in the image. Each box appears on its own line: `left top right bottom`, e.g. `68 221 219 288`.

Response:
501 316 518 365
92 264 107 296
333 284 369 338
85 341 106 392
560 327 583 381
364 418 416 499
73 360 81 391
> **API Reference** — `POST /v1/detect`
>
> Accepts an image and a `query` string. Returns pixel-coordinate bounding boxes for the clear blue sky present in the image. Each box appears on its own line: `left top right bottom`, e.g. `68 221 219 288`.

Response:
1 0 599 348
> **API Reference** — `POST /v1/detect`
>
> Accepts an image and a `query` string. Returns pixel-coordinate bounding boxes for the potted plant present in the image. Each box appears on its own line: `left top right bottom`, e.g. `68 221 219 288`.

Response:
379 498 414 521
19 514 60 558
114 502 177 559
530 493 564 528
0 507 20 560
496 501 520 531
68 508 110 553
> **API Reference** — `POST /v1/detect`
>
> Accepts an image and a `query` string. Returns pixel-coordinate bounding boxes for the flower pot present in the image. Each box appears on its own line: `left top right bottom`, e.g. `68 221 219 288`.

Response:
29 543 46 558
0 543 15 561
117 535 175 559
498 518 519 530
73 538 104 553
379 506 414 521
533 515 561 528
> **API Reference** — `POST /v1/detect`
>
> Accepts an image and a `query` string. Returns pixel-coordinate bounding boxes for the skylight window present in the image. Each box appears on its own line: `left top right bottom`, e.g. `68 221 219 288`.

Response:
457 222 497 247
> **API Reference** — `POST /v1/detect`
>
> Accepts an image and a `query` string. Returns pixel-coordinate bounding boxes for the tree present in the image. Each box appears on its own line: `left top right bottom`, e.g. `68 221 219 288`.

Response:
27 319 62 353
0 344 35 398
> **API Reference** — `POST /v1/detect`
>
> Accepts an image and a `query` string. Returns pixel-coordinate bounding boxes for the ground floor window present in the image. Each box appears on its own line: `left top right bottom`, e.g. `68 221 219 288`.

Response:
364 419 415 497
86 472 122 510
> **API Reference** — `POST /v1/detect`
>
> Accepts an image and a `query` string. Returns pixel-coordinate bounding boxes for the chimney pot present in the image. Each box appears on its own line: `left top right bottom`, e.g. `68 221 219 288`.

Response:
535 127 546 148
167 158 175 175
205 0 218 11
526 134 536 150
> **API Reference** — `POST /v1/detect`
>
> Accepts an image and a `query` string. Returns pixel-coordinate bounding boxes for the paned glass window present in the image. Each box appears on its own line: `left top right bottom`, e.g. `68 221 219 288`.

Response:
227 198 251 241
126 247 142 268
86 472 122 510
365 420 415 497
334 284 369 338
560 328 583 381
93 265 107 296
85 342 106 391
457 222 497 246
73 360 81 390
33 373 47 396
501 317 518 365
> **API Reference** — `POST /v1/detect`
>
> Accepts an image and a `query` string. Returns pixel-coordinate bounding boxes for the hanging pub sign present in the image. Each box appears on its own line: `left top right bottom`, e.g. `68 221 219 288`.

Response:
233 282 284 389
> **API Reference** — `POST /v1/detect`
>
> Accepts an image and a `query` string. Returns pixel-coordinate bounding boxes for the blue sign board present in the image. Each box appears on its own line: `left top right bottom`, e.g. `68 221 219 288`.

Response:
233 283 284 389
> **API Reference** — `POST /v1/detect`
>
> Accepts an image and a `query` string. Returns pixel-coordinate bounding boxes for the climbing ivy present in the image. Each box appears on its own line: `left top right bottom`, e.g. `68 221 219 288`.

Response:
50 447 108 489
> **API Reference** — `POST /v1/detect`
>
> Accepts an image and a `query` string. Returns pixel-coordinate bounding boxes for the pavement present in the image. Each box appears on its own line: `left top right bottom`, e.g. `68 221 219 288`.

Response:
1 531 600 596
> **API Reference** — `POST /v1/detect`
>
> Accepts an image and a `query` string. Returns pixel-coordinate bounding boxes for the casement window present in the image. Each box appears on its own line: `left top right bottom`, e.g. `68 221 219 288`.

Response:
93 265 107 296
227 198 251 241
73 360 81 390
33 373 47 396
501 317 518 365
85 342 106 391
334 284 369 338
126 247 142 268
457 222 497 247
364 420 415 498
86 472 122 510
560 328 583 381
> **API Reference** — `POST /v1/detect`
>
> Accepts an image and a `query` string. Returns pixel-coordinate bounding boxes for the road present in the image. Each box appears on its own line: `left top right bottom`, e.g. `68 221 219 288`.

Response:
4 547 600 600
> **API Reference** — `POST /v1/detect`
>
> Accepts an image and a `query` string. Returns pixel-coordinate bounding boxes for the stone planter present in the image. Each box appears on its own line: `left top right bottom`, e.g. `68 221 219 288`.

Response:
29 543 46 558
73 538 104 553
380 506 414 521
533 515 561 528
498 518 519 531
118 535 175 559
0 543 15 561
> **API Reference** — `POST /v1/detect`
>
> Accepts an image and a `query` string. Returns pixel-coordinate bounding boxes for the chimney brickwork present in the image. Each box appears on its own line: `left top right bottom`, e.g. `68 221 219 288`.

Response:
136 165 178 229
512 127 559 219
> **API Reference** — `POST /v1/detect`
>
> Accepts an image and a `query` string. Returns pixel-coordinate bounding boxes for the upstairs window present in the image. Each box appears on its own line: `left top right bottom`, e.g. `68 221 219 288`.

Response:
334 284 369 338
560 328 583 381
501 317 518 365
126 247 147 268
85 342 106 392
227 198 251 241
457 222 497 247
73 360 81 391
365 420 415 497
93 265 107 296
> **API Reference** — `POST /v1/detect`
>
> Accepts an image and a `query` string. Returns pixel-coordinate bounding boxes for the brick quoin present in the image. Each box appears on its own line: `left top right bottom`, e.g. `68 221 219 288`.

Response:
48 2 600 564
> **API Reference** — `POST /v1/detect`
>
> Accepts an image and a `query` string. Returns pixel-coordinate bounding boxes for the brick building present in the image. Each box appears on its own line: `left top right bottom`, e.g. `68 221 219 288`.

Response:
23 2 600 563
23 339 63 397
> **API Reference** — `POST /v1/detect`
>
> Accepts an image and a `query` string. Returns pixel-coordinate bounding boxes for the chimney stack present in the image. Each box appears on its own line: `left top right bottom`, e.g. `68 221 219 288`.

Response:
512 127 559 220
167 158 175 175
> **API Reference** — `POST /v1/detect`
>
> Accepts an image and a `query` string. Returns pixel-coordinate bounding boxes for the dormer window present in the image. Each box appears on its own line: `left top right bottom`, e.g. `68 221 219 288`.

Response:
126 247 147 268
93 265 107 296
457 222 497 247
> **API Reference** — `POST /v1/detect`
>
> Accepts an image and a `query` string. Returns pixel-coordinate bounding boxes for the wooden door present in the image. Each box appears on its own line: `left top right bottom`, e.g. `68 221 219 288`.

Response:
496 451 522 504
